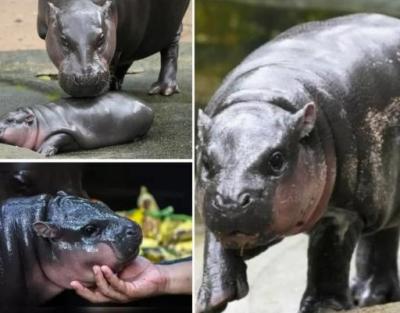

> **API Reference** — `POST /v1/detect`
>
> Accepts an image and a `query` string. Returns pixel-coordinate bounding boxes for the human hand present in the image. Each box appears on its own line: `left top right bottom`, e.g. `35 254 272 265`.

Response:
70 256 167 303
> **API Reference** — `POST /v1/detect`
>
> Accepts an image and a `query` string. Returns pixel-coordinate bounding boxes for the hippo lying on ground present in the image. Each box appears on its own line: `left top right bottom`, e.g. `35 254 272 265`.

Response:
0 191 142 307
197 13 400 313
0 92 154 156
37 0 190 97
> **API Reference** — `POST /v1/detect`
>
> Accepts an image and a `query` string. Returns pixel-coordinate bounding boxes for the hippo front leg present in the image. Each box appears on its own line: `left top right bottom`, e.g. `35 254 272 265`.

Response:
300 208 363 313
352 227 400 306
148 25 182 96
197 229 249 313
37 133 79 157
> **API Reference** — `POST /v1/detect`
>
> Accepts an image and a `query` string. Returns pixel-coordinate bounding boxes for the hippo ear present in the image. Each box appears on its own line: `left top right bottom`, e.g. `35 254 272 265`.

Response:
197 109 211 146
24 113 35 125
48 2 60 21
294 102 317 139
33 221 60 239
56 191 68 196
101 0 112 16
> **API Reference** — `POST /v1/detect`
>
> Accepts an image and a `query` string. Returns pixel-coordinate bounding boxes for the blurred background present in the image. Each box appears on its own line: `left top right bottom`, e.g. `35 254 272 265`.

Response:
196 0 400 108
195 1 400 313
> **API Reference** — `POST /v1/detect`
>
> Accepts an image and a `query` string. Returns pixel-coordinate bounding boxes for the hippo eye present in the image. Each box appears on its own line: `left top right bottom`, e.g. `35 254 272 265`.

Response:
96 33 105 48
6 117 14 123
268 151 286 175
201 153 215 177
82 224 100 237
60 35 69 48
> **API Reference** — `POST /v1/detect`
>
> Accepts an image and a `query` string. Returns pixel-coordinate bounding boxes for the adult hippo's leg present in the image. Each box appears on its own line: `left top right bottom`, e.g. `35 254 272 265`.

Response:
37 133 79 157
148 25 183 96
197 230 248 313
300 208 363 313
352 227 400 307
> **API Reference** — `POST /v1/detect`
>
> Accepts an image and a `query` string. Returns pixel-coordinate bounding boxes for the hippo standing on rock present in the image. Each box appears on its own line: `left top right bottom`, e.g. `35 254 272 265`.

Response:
37 0 190 97
0 92 154 156
0 191 142 307
197 14 400 313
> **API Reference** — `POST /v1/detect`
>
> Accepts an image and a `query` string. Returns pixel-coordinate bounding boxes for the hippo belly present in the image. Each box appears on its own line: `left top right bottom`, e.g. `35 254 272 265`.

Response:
197 13 400 313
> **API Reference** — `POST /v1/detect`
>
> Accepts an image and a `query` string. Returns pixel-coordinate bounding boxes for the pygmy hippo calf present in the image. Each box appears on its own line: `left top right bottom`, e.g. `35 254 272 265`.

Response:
0 92 154 156
0 191 142 307
197 13 400 313
38 0 190 97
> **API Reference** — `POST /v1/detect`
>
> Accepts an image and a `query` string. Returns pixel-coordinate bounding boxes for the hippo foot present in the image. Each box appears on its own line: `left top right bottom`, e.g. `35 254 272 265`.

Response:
37 146 58 157
148 81 180 96
351 274 400 307
196 277 248 313
299 295 353 313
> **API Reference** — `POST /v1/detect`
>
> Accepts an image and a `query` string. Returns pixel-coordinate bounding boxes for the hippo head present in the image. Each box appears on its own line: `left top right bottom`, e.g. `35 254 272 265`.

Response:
45 0 117 97
33 191 142 288
0 108 37 149
198 102 328 251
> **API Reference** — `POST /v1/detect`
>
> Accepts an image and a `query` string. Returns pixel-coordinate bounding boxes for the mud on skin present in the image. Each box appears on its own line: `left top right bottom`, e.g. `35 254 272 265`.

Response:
0 191 142 307
197 13 400 313
37 0 189 97
0 92 154 156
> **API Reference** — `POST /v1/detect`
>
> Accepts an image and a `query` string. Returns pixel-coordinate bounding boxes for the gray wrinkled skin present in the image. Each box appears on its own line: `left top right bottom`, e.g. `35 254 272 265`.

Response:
38 0 189 97
197 14 400 313
0 191 142 307
0 92 154 156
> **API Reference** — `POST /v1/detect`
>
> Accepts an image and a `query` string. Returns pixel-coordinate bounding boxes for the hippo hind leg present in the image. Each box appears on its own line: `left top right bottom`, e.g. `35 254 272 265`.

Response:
37 133 79 157
148 24 182 96
352 227 400 307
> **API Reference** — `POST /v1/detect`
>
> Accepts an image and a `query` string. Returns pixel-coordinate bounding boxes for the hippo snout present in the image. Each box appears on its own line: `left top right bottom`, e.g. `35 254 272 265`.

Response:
114 220 143 262
59 70 110 98
212 192 254 215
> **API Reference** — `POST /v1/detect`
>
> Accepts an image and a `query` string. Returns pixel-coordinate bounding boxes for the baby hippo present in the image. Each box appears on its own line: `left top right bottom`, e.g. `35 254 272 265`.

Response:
0 191 142 307
0 92 154 156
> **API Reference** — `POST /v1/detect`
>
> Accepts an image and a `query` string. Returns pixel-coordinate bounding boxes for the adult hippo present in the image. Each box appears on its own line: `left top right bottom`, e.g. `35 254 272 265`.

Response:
37 0 190 97
0 92 154 156
0 191 142 307
197 14 400 313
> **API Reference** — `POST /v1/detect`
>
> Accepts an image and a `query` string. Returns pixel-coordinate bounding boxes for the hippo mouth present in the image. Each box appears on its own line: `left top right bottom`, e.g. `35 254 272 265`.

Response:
217 231 281 252
59 71 110 98
111 244 141 269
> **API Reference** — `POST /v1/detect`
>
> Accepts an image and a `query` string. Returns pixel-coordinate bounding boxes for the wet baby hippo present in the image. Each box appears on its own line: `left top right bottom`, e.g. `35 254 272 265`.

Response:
198 14 400 313
0 191 142 307
0 92 154 156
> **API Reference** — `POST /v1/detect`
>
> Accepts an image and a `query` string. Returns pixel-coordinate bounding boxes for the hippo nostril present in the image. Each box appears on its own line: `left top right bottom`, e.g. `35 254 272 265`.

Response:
212 194 225 211
126 228 135 237
239 193 252 208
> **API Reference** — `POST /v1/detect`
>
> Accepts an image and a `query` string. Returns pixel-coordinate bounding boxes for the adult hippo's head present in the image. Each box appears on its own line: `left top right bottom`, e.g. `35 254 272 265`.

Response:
198 101 331 251
45 0 117 97
34 192 142 288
